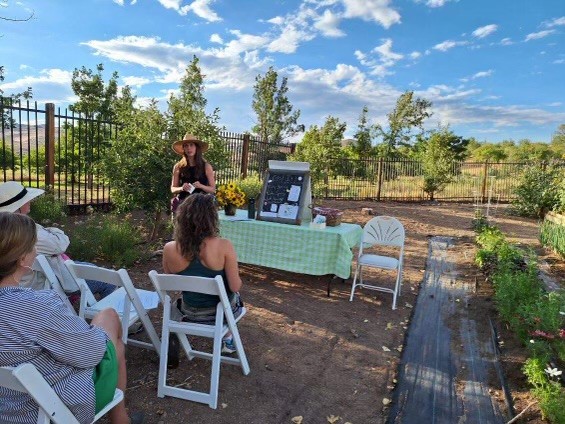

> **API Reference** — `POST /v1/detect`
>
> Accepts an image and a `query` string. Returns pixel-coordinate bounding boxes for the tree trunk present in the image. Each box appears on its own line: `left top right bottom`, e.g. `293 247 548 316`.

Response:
150 210 163 241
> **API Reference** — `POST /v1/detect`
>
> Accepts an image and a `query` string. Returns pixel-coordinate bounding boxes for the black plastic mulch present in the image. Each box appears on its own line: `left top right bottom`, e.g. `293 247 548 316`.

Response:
387 237 507 424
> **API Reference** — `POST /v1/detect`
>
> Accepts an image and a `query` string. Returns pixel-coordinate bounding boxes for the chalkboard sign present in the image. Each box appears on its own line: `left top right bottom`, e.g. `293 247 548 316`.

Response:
256 169 310 225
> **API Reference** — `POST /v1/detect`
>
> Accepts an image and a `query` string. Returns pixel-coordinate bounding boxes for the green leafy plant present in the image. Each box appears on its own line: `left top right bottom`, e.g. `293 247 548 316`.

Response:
67 214 143 267
510 165 562 218
29 192 67 225
236 174 263 202
540 220 565 258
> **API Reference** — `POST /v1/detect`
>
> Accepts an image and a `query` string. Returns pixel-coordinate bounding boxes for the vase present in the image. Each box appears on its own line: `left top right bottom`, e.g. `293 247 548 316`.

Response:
247 198 256 219
224 204 237 216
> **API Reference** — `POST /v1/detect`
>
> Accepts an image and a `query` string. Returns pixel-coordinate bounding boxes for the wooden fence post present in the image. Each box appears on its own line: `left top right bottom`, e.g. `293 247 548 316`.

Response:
241 133 250 179
480 160 489 203
376 157 384 201
45 103 55 188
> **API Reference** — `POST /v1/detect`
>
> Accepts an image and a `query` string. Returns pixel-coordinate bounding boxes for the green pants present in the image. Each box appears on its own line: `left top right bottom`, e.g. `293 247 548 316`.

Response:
92 340 119 413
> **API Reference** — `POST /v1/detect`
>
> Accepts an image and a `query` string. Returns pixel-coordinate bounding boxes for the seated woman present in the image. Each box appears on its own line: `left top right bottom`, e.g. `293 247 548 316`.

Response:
162 193 243 354
0 212 142 424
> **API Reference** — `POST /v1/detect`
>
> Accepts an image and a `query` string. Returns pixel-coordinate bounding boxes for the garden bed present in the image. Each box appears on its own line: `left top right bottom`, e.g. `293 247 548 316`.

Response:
60 201 564 423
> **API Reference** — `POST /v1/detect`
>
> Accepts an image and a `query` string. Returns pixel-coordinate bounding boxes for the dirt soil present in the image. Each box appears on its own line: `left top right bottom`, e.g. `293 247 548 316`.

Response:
91 201 564 424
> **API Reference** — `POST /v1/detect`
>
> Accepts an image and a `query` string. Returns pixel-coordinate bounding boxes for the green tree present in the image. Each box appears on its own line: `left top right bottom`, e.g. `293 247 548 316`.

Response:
102 98 170 240
70 64 118 120
352 106 375 158
471 143 508 162
512 139 557 162
167 56 229 174
420 128 456 201
291 116 346 191
1 65 33 129
375 91 432 157
251 66 302 144
551 124 565 158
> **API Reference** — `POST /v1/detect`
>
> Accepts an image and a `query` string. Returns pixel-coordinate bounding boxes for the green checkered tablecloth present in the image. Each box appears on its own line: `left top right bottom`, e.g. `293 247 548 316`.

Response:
219 209 362 279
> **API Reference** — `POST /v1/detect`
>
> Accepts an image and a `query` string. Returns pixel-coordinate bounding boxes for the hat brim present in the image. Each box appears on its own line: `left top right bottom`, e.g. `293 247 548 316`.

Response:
172 139 209 155
0 186 44 212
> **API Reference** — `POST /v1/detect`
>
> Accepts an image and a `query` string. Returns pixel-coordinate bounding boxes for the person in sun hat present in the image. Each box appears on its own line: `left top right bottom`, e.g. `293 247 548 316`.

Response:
170 133 216 213
0 181 115 299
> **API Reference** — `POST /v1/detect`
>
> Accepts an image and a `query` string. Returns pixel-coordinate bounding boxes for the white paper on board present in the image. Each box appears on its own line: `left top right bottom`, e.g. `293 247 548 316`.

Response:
278 204 299 219
288 185 301 202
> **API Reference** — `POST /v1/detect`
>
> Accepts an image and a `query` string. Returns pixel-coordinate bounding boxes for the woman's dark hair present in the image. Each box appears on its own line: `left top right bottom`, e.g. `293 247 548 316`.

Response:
174 193 218 260
0 212 37 279
177 142 206 180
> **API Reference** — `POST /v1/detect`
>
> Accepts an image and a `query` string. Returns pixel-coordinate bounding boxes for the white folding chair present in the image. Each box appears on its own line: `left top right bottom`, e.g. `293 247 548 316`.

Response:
0 363 123 424
34 255 76 314
349 216 405 310
148 270 250 409
64 260 161 353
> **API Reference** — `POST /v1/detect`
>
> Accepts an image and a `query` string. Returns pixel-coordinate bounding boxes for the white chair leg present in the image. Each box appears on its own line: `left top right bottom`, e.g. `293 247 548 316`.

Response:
209 331 223 409
231 330 250 375
157 327 169 398
349 264 360 301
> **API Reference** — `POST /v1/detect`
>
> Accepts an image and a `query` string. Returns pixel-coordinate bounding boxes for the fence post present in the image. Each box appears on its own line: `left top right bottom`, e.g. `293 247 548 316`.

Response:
241 133 250 179
45 103 55 188
480 160 489 203
376 157 384 201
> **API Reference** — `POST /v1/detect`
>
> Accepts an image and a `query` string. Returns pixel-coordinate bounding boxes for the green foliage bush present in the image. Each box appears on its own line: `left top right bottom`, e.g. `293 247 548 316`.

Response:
475 223 565 422
67 214 143 267
510 165 562 218
29 192 67 225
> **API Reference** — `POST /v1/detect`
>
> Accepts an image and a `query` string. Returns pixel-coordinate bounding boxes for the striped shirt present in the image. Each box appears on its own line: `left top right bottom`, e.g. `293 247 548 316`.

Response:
0 287 108 424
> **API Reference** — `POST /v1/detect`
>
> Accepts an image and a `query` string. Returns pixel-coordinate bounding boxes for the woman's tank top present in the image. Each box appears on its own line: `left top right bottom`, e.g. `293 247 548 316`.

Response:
179 256 234 308
178 165 209 200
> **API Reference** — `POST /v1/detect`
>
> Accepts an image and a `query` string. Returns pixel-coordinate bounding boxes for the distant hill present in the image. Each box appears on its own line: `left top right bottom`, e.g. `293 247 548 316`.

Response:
2 124 60 153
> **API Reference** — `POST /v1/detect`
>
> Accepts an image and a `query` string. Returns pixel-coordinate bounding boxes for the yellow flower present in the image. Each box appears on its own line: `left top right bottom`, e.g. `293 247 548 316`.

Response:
216 181 247 207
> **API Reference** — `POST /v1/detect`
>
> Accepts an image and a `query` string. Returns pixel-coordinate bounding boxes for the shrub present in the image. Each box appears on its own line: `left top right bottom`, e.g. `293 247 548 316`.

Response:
67 214 143 267
510 165 562 218
29 192 67 226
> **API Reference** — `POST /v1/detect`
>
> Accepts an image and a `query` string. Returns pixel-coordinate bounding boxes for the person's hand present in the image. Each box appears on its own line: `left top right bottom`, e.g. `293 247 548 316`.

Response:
193 181 203 190
182 183 192 192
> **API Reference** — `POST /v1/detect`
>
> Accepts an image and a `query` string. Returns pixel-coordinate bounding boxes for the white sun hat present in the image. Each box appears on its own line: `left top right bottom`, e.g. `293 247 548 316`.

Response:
0 181 45 212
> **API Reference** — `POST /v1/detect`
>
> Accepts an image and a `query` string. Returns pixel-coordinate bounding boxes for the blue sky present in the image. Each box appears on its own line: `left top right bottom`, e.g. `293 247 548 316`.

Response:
1 0 564 143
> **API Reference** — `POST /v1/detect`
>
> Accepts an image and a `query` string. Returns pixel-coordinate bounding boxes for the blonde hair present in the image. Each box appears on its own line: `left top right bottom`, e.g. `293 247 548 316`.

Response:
0 212 37 279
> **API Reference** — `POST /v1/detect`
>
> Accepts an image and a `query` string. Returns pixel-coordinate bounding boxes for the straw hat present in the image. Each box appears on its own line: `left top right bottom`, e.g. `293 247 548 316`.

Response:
0 181 44 212
171 133 209 155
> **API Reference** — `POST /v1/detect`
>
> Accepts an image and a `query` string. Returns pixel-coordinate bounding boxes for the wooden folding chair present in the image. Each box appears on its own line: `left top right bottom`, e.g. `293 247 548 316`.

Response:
0 363 123 423
64 260 161 353
148 270 250 409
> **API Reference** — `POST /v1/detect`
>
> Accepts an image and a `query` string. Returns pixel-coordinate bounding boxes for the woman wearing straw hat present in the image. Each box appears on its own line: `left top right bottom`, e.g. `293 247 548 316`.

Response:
170 133 216 213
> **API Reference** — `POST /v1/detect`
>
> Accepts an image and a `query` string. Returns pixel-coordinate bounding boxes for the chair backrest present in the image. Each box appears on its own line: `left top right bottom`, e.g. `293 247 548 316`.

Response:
148 271 229 308
361 216 405 249
34 255 76 314
0 363 80 424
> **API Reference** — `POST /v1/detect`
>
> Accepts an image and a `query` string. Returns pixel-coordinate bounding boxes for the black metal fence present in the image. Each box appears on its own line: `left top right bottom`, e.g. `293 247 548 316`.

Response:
2 98 563 208
0 99 294 209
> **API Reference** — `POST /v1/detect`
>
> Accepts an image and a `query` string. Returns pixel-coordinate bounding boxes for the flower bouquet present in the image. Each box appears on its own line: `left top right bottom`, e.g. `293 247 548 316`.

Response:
216 182 246 215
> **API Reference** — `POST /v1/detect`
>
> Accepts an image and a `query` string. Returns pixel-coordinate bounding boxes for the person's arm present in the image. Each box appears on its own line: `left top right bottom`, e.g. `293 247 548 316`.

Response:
35 224 70 256
162 241 176 274
36 294 108 368
223 239 242 292
193 163 216 194
170 164 192 195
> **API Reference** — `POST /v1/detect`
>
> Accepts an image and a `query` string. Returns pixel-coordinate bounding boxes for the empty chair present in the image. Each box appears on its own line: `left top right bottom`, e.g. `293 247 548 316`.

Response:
148 270 250 409
0 363 123 424
349 216 405 310
64 260 161 353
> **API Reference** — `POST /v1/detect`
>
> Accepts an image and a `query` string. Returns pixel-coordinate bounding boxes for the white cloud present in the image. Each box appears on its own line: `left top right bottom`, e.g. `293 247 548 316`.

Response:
210 33 223 44
554 59 564 64
499 38 513 46
471 69 493 79
341 0 401 28
355 39 404 77
472 24 497 38
156 0 221 21
122 76 151 87
433 40 468 52
222 30 270 56
544 16 565 28
525 29 556 41
314 9 345 37
410 51 421 59
113 0 124 5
